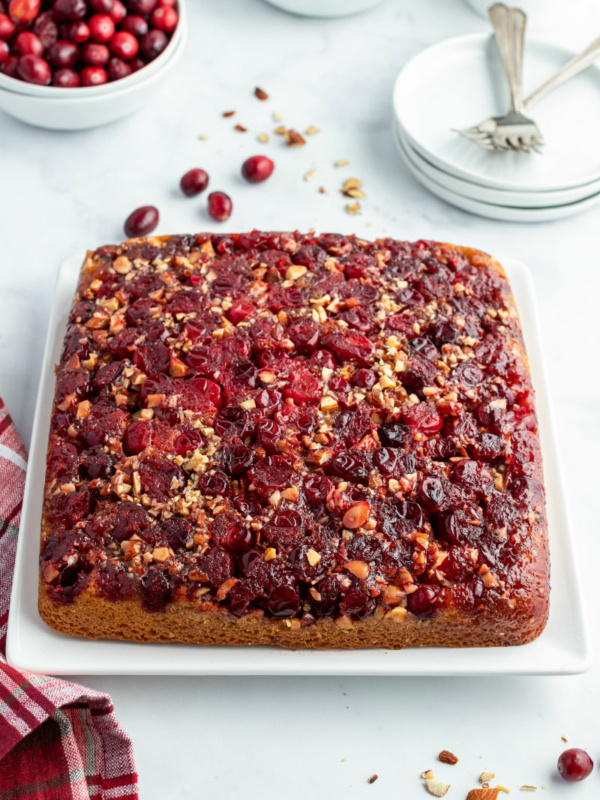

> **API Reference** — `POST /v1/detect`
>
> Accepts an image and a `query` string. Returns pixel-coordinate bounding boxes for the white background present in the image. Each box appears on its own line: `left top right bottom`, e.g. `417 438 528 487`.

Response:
1 0 600 796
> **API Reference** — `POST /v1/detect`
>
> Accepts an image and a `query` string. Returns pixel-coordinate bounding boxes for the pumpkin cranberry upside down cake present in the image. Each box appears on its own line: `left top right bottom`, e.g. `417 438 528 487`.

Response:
39 232 549 649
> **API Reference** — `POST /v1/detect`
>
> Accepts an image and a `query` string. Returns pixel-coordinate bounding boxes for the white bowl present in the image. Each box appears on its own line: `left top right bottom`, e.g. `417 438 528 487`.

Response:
263 0 387 17
0 1 186 130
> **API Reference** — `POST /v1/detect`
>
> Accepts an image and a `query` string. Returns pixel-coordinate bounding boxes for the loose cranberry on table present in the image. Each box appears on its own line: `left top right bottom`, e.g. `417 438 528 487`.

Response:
180 168 209 197
241 155 275 183
124 205 159 237
557 749 593 782
207 191 232 222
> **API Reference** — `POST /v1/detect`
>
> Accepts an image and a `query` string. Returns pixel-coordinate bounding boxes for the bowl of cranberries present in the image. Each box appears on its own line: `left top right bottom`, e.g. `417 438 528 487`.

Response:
0 0 185 129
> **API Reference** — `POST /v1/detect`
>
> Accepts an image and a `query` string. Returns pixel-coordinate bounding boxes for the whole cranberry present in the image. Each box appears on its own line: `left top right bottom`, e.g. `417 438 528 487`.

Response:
1 52 19 75
127 0 156 13
88 13 114 41
139 27 166 59
207 191 232 222
107 55 130 79
47 39 79 68
124 205 159 237
33 12 59 47
108 0 125 21
81 64 107 84
8 0 40 23
15 31 42 56
53 66 79 85
66 19 89 41
0 39 8 63
149 4 176 31
180 168 209 196
119 13 147 36
241 155 274 183
89 0 112 10
128 53 144 70
109 29 137 59
557 749 593 782
157 0 176 6
82 41 108 65
52 0 87 22
17 54 51 84
0 12 16 38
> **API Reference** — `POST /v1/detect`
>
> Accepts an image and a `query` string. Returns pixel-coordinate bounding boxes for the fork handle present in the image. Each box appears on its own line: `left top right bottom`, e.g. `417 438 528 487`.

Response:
489 3 527 113
524 34 600 109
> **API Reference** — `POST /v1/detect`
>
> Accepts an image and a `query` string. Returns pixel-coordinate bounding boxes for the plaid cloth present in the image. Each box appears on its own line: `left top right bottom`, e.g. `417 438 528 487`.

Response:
0 399 138 799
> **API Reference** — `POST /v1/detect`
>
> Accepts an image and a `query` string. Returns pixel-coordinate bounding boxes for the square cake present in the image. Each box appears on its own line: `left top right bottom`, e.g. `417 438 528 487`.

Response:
39 232 549 648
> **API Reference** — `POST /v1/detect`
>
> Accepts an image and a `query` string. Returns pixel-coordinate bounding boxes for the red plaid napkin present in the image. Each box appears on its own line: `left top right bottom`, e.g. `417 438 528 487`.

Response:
0 399 139 799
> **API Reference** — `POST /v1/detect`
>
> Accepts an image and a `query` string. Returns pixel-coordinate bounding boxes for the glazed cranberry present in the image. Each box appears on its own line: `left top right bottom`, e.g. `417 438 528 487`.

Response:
127 0 156 13
124 205 159 237
210 512 253 553
248 455 294 497
1 54 19 75
89 0 112 10
110 30 138 59
141 570 172 613
15 31 42 56
180 168 209 197
404 402 443 435
226 300 254 325
82 41 109 65
120 13 146 36
66 19 88 40
17 54 51 84
268 584 300 618
322 331 374 367
350 368 376 390
407 585 439 619
173 428 205 456
53 66 80 85
329 451 369 484
48 39 79 68
303 474 333 505
310 349 336 371
52 0 86 22
0 40 8 62
123 419 151 455
81 64 107 84
198 470 229 497
283 370 320 404
8 0 39 23
214 406 252 440
557 749 593 782
256 418 282 454
88 13 114 41
107 55 130 79
139 27 166 59
108 0 125 21
339 586 375 620
288 318 319 354
221 443 256 477
150 3 176 30
241 155 275 184
0 13 15 38
207 191 232 222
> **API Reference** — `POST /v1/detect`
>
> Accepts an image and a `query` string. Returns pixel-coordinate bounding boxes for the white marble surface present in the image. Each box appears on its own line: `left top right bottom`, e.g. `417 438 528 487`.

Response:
1 0 600 796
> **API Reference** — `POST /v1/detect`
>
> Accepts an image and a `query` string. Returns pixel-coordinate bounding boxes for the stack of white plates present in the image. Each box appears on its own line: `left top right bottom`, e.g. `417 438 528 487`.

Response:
392 34 600 222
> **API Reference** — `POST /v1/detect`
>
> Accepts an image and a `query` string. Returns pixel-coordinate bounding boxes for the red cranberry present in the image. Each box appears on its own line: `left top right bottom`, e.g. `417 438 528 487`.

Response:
303 474 333 505
0 13 16 38
350 368 376 390
120 13 147 36
88 13 114 41
8 0 40 23
47 39 79 68
53 66 80 85
0 39 7 62
407 585 439 619
283 370 320 404
241 155 275 183
17 54 51 84
1 53 19 75
139 27 166 59
557 749 593 782
66 19 88 40
108 0 125 21
268 584 300 618
124 205 159 237
404 402 443 435
248 455 294 497
198 470 229 497
180 168 209 197
107 55 130 79
81 64 107 84
82 41 108 65
128 0 156 12
210 512 253 554
32 11 58 47
207 191 232 222
128 54 144 70
157 0 176 5
52 0 86 22
89 0 112 10
123 419 151 455
288 318 319 354
149 4 175 31
109 29 137 58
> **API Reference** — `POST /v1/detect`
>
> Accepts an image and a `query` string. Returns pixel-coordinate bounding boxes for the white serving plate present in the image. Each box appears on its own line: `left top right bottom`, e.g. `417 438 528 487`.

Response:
395 123 600 209
393 34 600 193
393 124 600 222
6 254 591 676
262 0 387 17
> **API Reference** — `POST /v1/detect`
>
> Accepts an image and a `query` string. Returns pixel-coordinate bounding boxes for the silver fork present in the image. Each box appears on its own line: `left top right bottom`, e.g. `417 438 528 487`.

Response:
458 3 542 153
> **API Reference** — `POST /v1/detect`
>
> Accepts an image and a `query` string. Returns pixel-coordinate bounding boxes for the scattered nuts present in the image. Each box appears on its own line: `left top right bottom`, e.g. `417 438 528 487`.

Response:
222 110 236 117
234 124 247 132
466 790 501 800
342 501 370 530
344 560 370 580
285 129 306 146
424 778 450 798
438 751 459 766
368 775 378 785
255 86 269 101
